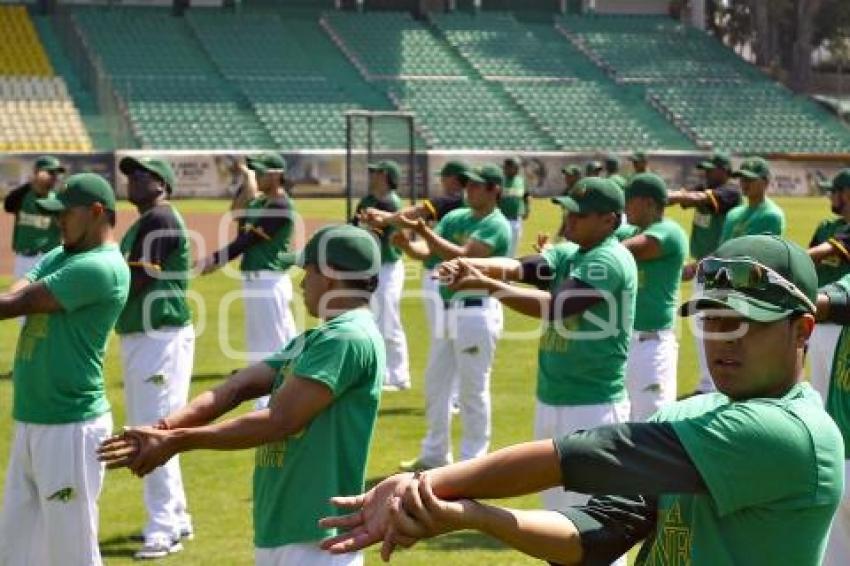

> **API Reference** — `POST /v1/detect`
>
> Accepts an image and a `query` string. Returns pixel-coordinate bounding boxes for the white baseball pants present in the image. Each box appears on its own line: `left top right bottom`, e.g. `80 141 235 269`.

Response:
626 329 678 421
371 261 410 388
508 219 522 257
243 272 297 409
418 298 502 466
13 253 43 326
120 325 195 543
255 543 362 566
0 412 112 566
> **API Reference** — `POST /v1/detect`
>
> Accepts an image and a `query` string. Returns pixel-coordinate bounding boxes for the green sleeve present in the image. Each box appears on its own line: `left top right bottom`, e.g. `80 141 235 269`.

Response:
468 216 506 253
642 222 678 256
292 330 365 398
670 402 813 516
40 254 118 313
570 247 623 294
25 248 59 282
720 211 736 243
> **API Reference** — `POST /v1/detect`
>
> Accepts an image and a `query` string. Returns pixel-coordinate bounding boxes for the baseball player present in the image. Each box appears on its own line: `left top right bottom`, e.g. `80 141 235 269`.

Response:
629 150 649 175
808 169 850 285
353 160 410 391
99 224 385 566
116 157 195 559
561 164 581 195
720 157 785 243
197 152 297 407
812 272 850 566
499 156 530 257
584 160 604 177
321 236 843 566
619 173 688 421
431 177 636 516
3 155 64 284
386 164 510 472
604 153 627 189
0 173 130 566
667 151 742 393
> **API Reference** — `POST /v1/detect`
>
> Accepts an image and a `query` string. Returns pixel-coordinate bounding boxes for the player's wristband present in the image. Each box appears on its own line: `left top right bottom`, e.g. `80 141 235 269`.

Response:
828 233 850 262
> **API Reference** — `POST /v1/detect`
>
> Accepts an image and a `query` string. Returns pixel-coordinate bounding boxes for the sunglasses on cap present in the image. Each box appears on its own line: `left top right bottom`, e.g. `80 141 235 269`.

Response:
697 258 816 314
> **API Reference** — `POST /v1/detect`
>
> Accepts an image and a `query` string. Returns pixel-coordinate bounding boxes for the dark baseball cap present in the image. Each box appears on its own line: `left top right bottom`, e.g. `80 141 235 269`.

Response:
561 164 581 176
503 156 521 167
819 169 850 192
626 173 667 205
36 173 116 213
368 160 401 185
461 163 504 186
551 177 624 214
679 235 817 322
283 224 380 275
732 157 771 181
585 160 604 175
630 151 647 163
34 155 65 174
604 153 620 171
697 151 733 172
119 156 176 192
247 153 287 175
438 160 468 178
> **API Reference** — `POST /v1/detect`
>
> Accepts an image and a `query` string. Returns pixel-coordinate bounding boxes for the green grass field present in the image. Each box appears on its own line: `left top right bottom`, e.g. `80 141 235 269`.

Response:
0 196 831 564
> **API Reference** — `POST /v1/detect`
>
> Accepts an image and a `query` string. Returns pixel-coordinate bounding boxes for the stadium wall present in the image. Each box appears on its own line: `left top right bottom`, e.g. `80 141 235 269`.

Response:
0 151 847 200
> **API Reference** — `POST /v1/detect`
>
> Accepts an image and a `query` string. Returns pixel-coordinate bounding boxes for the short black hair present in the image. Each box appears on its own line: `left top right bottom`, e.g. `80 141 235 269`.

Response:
328 263 379 295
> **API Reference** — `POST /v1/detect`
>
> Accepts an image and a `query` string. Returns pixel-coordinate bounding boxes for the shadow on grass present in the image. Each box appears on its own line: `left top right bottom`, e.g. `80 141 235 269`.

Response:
418 531 507 552
378 406 424 418
98 534 138 559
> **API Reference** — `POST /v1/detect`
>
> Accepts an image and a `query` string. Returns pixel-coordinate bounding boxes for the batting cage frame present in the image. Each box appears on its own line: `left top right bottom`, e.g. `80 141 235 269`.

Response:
344 110 420 221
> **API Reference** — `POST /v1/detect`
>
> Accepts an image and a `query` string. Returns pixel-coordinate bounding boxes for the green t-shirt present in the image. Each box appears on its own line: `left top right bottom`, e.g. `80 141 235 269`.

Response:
636 383 843 566
720 198 786 244
631 219 688 331
13 244 130 424
116 204 192 334
498 175 526 220
253 307 385 547
538 235 637 405
689 183 741 260
239 195 296 272
810 218 850 286
435 207 511 301
825 322 850 459
355 192 402 264
11 187 61 255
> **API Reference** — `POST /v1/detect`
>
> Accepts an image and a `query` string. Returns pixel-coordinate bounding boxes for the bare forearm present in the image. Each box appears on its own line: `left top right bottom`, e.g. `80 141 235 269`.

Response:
809 242 838 263
430 440 561 500
668 190 708 208
421 228 467 260
481 277 549 318
465 503 583 565
401 239 432 261
170 409 287 452
458 258 523 281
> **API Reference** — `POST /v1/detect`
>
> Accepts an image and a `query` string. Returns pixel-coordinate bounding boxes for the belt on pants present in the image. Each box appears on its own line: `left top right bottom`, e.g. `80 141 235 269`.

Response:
636 331 661 342
443 297 484 309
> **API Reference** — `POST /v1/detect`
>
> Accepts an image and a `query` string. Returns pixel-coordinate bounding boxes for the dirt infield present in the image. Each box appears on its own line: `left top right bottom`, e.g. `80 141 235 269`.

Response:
0 209 332 276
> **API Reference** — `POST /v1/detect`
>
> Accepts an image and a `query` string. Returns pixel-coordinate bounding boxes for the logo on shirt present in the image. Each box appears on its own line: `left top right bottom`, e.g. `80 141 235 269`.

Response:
17 212 53 230
46 487 76 503
645 500 692 564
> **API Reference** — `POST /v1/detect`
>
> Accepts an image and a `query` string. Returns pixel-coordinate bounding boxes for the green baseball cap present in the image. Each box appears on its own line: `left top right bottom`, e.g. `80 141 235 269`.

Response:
284 224 380 275
679 235 818 322
34 155 65 174
246 152 287 175
36 173 116 213
732 157 771 181
461 163 504 186
819 169 850 192
604 153 620 172
561 164 581 176
697 151 733 172
368 160 401 185
438 160 468 178
585 160 604 175
119 156 176 192
626 173 667 205
551 177 624 214
630 151 647 163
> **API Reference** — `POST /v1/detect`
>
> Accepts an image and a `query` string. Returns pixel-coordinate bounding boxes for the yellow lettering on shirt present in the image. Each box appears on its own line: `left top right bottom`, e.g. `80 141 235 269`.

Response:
17 212 52 230
538 318 580 353
255 441 287 468
646 500 693 565
832 330 850 392
15 314 48 362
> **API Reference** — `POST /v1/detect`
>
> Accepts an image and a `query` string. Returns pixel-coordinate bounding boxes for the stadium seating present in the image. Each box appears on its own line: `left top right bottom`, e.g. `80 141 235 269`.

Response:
0 6 91 151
